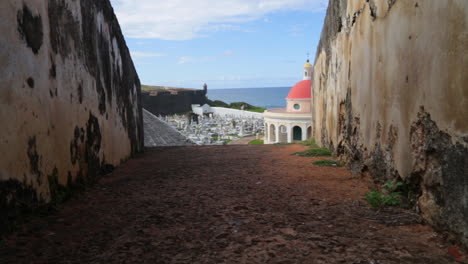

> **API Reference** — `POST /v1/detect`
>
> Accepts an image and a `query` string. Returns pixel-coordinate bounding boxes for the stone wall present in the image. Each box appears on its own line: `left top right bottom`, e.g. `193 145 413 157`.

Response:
0 0 143 231
312 0 468 246
142 89 207 116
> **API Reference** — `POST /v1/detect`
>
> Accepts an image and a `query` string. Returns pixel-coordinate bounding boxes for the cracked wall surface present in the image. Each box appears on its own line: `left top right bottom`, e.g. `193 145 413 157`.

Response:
0 0 143 231
312 0 468 246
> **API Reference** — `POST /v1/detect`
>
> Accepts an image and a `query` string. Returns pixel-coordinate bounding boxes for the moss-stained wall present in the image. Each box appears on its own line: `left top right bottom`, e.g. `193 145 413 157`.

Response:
312 0 468 246
0 0 143 230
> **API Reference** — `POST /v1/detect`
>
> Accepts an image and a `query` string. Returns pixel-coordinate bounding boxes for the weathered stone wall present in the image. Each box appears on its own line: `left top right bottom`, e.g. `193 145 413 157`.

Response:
142 90 207 116
0 0 143 230
312 0 468 246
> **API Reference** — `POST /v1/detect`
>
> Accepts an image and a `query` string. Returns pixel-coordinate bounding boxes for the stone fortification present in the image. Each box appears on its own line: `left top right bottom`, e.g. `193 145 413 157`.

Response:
312 0 468 246
0 0 143 231
142 88 207 116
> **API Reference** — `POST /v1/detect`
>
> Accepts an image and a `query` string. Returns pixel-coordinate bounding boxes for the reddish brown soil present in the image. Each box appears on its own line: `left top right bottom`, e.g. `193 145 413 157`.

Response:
1 145 465 263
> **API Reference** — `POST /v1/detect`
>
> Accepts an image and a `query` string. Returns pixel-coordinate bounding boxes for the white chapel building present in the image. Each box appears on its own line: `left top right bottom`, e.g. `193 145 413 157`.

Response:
264 60 313 144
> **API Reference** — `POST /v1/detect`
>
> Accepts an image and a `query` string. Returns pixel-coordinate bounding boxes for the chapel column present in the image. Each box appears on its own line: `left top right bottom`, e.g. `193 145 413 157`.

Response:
287 124 293 143
301 125 308 141
275 124 280 143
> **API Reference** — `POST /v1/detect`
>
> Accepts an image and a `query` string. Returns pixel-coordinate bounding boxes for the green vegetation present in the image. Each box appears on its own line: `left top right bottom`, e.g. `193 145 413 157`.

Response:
301 138 319 148
207 99 229 107
365 181 403 208
141 85 165 91
313 160 343 167
207 99 266 113
293 147 332 157
249 139 264 145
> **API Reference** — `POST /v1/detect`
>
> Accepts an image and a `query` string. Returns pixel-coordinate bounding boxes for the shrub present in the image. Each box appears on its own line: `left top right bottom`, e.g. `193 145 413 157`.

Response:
293 148 332 157
313 160 343 167
301 138 319 148
365 181 404 208
249 139 264 145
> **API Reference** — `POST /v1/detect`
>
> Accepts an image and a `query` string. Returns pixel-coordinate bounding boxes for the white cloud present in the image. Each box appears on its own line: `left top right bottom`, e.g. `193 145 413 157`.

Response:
130 51 166 58
178 56 216 64
110 0 328 40
223 50 235 56
289 24 306 37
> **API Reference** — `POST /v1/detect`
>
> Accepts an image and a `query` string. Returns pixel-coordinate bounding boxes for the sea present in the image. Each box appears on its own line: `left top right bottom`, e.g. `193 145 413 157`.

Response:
207 87 290 109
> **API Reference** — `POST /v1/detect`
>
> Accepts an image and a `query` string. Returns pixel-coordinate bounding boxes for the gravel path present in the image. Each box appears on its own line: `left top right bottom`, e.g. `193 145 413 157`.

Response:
1 145 463 263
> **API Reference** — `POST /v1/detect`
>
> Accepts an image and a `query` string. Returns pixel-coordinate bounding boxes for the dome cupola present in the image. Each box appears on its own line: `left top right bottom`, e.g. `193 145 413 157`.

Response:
303 59 313 80
286 80 311 99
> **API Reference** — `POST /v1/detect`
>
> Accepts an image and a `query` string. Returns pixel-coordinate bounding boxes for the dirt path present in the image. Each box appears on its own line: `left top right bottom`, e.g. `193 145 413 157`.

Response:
1 145 464 263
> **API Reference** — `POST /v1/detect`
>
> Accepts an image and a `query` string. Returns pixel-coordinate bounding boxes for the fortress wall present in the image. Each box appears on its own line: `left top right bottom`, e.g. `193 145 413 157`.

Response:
142 90 207 116
0 0 143 228
312 0 468 246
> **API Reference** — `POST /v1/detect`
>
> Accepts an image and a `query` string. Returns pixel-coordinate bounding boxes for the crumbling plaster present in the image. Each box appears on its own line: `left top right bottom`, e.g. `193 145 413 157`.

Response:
0 0 143 217
312 0 468 245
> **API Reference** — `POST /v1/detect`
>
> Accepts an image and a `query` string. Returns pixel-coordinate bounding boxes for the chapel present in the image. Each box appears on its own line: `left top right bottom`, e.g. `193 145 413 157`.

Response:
264 60 313 144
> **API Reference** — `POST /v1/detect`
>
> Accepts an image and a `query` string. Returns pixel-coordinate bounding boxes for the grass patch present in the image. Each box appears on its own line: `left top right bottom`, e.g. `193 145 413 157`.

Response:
301 138 319 148
365 181 403 208
141 85 165 91
207 99 266 113
313 160 343 167
249 139 264 145
293 148 332 157
244 107 266 113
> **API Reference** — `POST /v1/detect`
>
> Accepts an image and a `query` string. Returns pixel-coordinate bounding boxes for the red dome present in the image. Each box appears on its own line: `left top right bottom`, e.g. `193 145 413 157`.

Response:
286 80 311 99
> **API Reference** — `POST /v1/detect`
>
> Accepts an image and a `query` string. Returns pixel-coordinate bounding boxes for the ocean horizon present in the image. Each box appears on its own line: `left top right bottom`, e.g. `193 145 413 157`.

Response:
207 87 291 109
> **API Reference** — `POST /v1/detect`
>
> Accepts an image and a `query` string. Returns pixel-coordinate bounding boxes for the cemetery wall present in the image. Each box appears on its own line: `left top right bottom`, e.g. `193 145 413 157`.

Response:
312 0 468 246
212 107 264 119
0 0 143 231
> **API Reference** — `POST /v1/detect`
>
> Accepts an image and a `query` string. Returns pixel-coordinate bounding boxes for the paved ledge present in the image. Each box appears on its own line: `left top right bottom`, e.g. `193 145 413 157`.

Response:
143 109 194 147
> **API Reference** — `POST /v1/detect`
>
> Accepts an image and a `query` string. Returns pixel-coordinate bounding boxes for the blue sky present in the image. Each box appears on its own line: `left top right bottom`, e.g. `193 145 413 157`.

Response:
110 0 328 89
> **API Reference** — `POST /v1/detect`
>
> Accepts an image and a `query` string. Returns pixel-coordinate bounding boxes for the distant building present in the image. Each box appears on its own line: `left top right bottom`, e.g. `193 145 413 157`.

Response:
264 60 313 144
191 104 213 116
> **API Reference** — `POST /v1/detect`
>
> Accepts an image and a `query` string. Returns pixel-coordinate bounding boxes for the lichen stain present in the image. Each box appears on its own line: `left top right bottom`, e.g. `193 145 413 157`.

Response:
70 126 84 165
84 112 102 181
49 56 57 79
26 77 34 88
17 5 43 54
27 136 42 185
78 84 83 104
48 0 81 58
